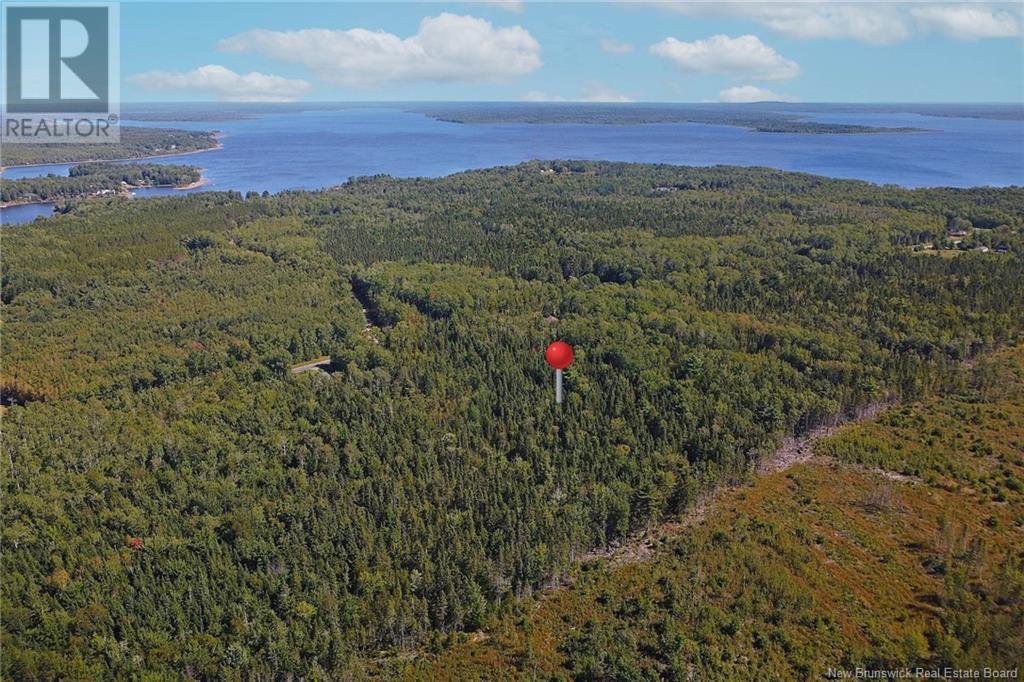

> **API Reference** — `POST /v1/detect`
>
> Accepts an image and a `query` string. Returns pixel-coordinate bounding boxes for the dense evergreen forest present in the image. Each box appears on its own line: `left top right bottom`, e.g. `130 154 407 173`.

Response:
0 163 201 205
2 162 1023 678
405 346 1024 679
0 127 218 167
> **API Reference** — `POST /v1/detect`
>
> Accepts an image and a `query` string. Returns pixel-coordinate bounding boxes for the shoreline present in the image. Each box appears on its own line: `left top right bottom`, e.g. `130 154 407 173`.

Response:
0 137 224 173
172 177 209 191
422 113 936 134
1 173 209 209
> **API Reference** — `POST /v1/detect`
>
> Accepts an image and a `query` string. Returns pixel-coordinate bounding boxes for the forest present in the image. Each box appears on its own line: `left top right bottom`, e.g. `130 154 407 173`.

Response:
1 162 1022 678
412 104 929 133
403 345 1024 679
0 127 218 167
0 163 201 205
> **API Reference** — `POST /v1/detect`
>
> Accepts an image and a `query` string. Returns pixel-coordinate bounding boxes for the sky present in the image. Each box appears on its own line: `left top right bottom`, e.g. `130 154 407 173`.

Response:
115 1 1024 103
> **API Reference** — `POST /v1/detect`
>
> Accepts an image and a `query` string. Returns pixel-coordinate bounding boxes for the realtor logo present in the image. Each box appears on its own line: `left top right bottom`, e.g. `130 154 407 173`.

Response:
3 2 119 142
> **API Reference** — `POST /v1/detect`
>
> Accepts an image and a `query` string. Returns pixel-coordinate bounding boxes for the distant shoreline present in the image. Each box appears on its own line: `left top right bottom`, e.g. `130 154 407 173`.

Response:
0 137 224 173
173 177 209 191
424 113 933 134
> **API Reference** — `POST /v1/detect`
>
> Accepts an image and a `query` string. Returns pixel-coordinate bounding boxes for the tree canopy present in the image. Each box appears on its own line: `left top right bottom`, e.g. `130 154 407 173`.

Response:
2 162 1022 678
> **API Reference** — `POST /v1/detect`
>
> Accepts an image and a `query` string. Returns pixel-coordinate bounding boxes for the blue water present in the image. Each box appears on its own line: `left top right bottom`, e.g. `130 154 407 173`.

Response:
3 106 1022 225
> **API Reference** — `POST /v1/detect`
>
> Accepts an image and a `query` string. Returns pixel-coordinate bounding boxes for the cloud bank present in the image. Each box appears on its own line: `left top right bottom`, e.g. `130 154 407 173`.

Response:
646 2 1022 44
718 84 797 103
127 64 312 102
911 5 1021 40
218 13 542 87
648 2 911 44
650 34 799 81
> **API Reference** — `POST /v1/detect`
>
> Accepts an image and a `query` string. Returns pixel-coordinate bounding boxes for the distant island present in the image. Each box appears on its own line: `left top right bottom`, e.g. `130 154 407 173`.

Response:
411 103 933 134
0 126 220 169
722 101 1024 122
0 162 203 208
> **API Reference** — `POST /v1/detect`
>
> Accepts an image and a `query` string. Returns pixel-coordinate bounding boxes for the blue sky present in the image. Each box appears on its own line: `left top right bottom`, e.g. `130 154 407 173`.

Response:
119 2 1024 103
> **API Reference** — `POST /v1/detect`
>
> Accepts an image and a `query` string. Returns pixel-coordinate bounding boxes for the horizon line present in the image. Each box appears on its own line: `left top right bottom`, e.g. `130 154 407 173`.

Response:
119 100 1024 106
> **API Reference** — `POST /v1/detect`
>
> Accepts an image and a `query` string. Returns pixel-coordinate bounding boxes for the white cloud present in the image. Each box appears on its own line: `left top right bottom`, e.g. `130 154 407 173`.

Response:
641 2 1024 44
718 84 797 103
218 13 542 87
650 34 799 81
127 64 312 102
523 82 633 102
912 5 1021 40
647 2 912 45
581 83 634 102
600 37 635 54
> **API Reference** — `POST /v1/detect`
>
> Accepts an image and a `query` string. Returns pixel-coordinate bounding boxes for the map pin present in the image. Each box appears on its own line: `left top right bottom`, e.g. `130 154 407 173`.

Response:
545 340 574 404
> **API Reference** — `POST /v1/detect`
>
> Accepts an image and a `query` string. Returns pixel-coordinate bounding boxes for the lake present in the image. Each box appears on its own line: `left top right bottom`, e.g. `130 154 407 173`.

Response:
3 105 1022 225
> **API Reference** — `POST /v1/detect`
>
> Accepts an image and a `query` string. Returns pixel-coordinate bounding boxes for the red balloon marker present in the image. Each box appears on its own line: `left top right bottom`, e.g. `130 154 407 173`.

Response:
545 341 574 404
